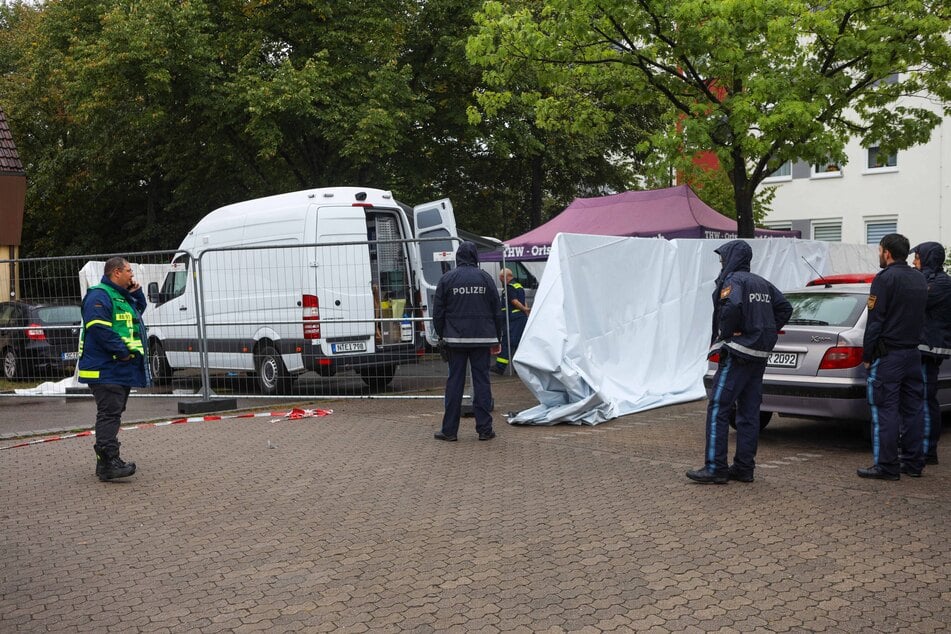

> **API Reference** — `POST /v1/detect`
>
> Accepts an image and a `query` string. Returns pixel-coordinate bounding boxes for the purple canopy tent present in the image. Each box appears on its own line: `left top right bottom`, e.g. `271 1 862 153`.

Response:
484 185 799 261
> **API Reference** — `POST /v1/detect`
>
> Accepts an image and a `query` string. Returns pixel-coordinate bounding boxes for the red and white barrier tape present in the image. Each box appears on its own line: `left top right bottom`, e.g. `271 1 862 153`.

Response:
0 407 333 451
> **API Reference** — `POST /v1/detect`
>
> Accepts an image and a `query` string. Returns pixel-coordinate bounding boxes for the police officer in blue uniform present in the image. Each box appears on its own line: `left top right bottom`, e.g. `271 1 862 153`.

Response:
687 240 792 484
432 242 504 441
78 256 151 481
859 233 928 480
912 241 951 465
492 268 530 375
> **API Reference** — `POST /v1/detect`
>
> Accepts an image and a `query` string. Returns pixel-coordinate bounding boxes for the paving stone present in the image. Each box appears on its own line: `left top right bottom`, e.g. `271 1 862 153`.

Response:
1 383 949 632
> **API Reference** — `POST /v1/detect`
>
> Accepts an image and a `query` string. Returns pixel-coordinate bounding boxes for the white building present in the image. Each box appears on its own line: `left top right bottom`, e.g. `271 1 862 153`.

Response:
761 96 950 247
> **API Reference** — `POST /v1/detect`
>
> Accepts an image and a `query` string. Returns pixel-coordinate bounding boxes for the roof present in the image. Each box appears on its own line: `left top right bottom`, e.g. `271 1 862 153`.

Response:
489 185 799 261
0 106 25 175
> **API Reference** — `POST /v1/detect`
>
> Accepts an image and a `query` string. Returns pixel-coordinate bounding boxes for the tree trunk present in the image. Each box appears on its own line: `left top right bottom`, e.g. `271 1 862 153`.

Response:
731 146 755 238
529 154 543 228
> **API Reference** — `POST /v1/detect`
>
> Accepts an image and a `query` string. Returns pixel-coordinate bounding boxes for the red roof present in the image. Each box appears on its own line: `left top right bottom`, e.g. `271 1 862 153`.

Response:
0 106 25 175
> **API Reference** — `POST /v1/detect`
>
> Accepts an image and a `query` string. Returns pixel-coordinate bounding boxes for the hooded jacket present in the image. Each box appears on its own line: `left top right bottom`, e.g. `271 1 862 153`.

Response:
710 240 792 361
913 242 951 360
432 242 504 346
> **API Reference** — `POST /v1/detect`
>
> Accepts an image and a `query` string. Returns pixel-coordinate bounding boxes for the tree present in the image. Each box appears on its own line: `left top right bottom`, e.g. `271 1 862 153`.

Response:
467 0 951 237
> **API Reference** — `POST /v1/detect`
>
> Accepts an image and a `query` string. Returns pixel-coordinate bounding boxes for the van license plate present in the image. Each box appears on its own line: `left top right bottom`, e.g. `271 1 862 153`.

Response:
331 342 367 354
62 351 79 361
767 352 797 367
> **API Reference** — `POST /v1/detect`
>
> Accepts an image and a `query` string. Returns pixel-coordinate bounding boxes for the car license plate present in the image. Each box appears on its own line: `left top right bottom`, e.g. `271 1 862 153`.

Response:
767 352 797 367
62 351 79 361
331 342 367 354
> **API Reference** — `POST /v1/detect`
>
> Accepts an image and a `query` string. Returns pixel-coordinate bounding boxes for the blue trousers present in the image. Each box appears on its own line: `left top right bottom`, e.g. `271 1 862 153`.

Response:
496 313 527 369
867 348 924 474
921 357 943 460
704 353 767 474
442 346 494 436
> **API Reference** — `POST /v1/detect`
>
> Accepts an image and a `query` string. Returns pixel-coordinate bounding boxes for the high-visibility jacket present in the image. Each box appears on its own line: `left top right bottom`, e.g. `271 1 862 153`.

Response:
78 278 150 387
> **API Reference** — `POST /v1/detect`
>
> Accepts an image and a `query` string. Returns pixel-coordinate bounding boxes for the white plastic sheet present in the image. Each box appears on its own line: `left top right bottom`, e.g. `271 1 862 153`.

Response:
510 235 878 425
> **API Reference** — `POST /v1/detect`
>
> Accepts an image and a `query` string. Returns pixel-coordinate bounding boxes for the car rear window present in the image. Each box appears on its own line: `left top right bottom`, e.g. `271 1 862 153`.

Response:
784 292 866 327
37 305 82 324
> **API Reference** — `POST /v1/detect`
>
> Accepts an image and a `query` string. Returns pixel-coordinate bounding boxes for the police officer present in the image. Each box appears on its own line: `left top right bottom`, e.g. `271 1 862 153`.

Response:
492 268 530 375
687 240 792 484
78 256 150 481
859 233 928 480
911 242 951 465
432 242 504 441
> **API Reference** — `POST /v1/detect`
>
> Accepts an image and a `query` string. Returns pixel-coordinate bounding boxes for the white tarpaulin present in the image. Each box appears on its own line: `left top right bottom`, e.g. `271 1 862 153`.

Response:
509 235 878 425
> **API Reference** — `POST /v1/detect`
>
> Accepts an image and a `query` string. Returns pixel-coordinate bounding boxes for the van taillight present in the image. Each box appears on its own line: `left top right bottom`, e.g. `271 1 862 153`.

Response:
302 295 320 339
26 323 46 341
818 346 863 370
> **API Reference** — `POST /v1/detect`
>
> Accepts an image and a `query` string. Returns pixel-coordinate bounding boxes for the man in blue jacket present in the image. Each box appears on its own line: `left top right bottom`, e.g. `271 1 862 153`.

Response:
859 234 928 480
912 241 951 466
688 240 792 484
432 242 504 441
78 256 151 481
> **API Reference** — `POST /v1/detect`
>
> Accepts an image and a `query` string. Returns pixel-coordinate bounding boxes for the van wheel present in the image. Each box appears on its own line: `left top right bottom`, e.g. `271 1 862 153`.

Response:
2 348 21 381
149 341 173 386
358 364 396 392
256 346 292 395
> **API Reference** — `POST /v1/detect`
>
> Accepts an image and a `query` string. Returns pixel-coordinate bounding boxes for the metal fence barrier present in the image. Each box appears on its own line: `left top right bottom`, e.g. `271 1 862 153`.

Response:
0 236 516 402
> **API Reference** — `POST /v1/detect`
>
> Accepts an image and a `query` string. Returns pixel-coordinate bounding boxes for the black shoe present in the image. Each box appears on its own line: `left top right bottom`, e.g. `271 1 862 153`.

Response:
490 366 505 375
433 432 457 442
478 431 496 441
856 465 899 481
97 454 136 481
727 466 754 482
899 464 923 478
925 455 938 465
686 467 728 484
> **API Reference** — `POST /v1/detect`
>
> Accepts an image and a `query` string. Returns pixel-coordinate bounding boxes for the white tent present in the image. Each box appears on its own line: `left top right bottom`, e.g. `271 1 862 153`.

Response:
509 235 878 425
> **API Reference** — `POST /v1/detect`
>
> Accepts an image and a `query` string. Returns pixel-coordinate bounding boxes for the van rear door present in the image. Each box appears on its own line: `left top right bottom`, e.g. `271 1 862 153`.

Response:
412 199 458 345
313 205 375 354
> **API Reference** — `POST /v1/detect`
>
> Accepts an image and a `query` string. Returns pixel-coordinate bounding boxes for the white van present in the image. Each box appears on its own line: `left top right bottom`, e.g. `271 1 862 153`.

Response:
145 187 457 394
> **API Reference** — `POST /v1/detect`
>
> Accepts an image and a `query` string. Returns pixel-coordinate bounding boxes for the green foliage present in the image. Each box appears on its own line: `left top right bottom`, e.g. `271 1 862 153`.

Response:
468 0 951 236
0 0 660 255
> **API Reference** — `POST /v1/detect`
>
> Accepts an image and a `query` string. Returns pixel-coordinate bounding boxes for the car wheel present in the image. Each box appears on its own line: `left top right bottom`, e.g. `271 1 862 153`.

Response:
255 345 292 395
358 364 396 392
149 340 173 386
727 408 773 431
2 348 20 381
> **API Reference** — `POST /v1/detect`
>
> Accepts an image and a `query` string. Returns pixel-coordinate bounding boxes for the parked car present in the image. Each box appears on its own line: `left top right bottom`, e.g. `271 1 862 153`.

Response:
0 301 82 381
704 276 951 429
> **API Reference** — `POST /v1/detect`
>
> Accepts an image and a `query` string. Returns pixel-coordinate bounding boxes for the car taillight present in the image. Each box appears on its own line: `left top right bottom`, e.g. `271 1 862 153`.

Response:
26 323 46 341
302 294 320 339
818 346 864 370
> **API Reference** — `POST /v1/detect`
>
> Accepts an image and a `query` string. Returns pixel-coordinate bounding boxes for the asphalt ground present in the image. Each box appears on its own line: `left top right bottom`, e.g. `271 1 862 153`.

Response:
1 375 949 632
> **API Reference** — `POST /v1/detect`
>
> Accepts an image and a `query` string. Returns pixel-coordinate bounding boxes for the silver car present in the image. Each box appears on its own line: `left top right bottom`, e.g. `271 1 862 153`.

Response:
704 276 951 429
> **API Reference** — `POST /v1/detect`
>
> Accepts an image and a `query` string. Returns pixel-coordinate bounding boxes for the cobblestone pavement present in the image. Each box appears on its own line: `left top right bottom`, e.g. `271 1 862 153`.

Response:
2 376 949 632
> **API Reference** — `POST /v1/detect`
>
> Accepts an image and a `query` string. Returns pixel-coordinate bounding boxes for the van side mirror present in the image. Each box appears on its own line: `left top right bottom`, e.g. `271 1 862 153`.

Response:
147 282 162 304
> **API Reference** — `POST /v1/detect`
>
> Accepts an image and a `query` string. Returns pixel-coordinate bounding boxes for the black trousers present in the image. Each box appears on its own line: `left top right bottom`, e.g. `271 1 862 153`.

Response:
90 383 131 454
441 346 493 436
922 357 943 460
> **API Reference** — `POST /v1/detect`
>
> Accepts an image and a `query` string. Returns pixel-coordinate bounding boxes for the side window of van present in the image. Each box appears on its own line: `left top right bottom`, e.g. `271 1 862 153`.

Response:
160 257 189 301
416 208 454 282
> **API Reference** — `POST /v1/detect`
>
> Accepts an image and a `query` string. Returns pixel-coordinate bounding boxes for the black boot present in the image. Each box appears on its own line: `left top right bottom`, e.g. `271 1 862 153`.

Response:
95 447 136 481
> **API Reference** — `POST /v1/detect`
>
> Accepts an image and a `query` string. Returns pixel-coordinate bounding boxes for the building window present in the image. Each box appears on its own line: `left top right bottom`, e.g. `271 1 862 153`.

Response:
866 146 897 170
763 161 792 182
811 160 842 179
765 221 792 231
812 221 842 242
865 218 897 245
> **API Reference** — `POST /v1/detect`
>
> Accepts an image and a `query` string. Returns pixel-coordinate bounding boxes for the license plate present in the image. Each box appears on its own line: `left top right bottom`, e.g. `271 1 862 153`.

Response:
62 351 78 361
768 352 797 367
331 342 367 354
